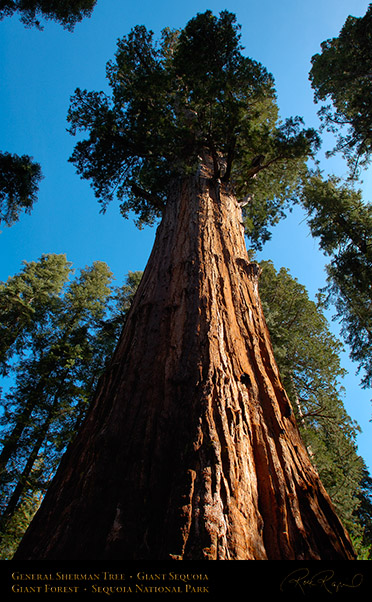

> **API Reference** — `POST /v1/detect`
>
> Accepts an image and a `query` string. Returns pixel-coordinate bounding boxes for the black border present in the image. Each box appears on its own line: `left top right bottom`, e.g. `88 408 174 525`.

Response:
1 560 370 600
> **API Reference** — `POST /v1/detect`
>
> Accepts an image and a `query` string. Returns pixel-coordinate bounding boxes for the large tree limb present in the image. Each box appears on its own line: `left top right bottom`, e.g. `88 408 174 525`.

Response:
128 181 165 212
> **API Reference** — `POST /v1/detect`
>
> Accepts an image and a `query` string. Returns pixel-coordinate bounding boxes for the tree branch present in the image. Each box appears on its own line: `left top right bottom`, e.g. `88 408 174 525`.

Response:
128 181 165 212
246 155 285 179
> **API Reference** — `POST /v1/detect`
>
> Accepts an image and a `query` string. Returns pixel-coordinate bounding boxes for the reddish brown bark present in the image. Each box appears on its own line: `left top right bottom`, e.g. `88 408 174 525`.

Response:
14 158 356 560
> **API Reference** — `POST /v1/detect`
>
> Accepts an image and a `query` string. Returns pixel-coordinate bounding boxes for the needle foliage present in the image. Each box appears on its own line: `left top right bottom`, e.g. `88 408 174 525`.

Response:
67 10 319 248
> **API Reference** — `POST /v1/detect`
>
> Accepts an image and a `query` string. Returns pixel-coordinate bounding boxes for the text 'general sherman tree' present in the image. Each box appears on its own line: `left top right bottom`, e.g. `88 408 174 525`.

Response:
15 11 356 560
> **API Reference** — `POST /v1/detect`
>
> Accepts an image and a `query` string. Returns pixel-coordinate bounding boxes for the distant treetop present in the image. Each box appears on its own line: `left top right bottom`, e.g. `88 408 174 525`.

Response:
0 0 97 30
0 151 43 227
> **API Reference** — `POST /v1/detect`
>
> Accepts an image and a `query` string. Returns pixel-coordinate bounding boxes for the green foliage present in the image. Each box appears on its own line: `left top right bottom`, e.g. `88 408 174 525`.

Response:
258 259 367 542
0 488 42 559
0 259 142 555
67 10 319 247
301 175 372 388
0 151 42 227
354 464 372 559
0 0 97 30
0 253 71 374
112 270 143 318
0 256 114 545
310 4 372 176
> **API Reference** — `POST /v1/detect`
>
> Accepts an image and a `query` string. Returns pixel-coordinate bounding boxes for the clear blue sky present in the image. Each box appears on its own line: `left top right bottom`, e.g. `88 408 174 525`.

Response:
0 0 371 473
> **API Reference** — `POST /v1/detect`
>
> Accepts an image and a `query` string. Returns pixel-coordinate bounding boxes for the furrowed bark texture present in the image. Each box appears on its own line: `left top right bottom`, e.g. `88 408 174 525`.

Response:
15 160 355 560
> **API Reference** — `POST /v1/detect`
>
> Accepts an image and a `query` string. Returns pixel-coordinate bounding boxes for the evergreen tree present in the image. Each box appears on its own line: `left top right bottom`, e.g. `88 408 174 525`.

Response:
0 0 97 30
0 151 42 227
98 264 372 557
0 264 142 557
0 253 71 373
14 12 355 560
0 487 43 560
0 256 115 549
300 176 372 389
306 2 372 396
309 3 372 177
4 257 369 558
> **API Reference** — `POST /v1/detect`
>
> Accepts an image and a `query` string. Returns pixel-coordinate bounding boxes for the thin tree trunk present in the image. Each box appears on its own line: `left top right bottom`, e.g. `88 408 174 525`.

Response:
0 372 70 534
0 428 45 532
289 373 315 460
0 392 41 480
14 156 356 560
0 362 70 479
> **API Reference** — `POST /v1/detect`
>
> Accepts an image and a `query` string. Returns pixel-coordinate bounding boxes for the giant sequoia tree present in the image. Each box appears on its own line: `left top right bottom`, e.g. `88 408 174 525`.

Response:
15 11 356 560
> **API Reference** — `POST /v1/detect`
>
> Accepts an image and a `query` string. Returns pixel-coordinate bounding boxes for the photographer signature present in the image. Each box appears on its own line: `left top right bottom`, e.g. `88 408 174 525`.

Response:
280 568 363 595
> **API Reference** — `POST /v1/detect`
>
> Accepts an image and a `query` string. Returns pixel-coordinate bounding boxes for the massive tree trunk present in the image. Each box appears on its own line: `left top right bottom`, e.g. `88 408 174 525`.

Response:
14 157 356 560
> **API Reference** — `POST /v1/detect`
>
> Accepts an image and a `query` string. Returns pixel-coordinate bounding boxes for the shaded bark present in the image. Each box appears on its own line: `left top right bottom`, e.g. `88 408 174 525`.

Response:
14 157 356 560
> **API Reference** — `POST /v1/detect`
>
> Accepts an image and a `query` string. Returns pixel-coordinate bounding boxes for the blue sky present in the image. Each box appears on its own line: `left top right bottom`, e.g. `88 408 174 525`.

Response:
0 0 371 473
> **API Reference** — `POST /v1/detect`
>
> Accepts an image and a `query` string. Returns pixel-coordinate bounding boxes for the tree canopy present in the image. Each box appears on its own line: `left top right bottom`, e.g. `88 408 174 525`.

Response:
67 10 319 247
300 175 372 389
0 0 97 30
310 3 372 177
304 4 372 392
0 253 70 374
0 151 42 227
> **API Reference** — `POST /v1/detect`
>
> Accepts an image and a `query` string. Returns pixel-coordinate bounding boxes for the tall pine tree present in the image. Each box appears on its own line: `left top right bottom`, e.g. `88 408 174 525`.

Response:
300 176 372 390
0 256 116 552
0 264 143 558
